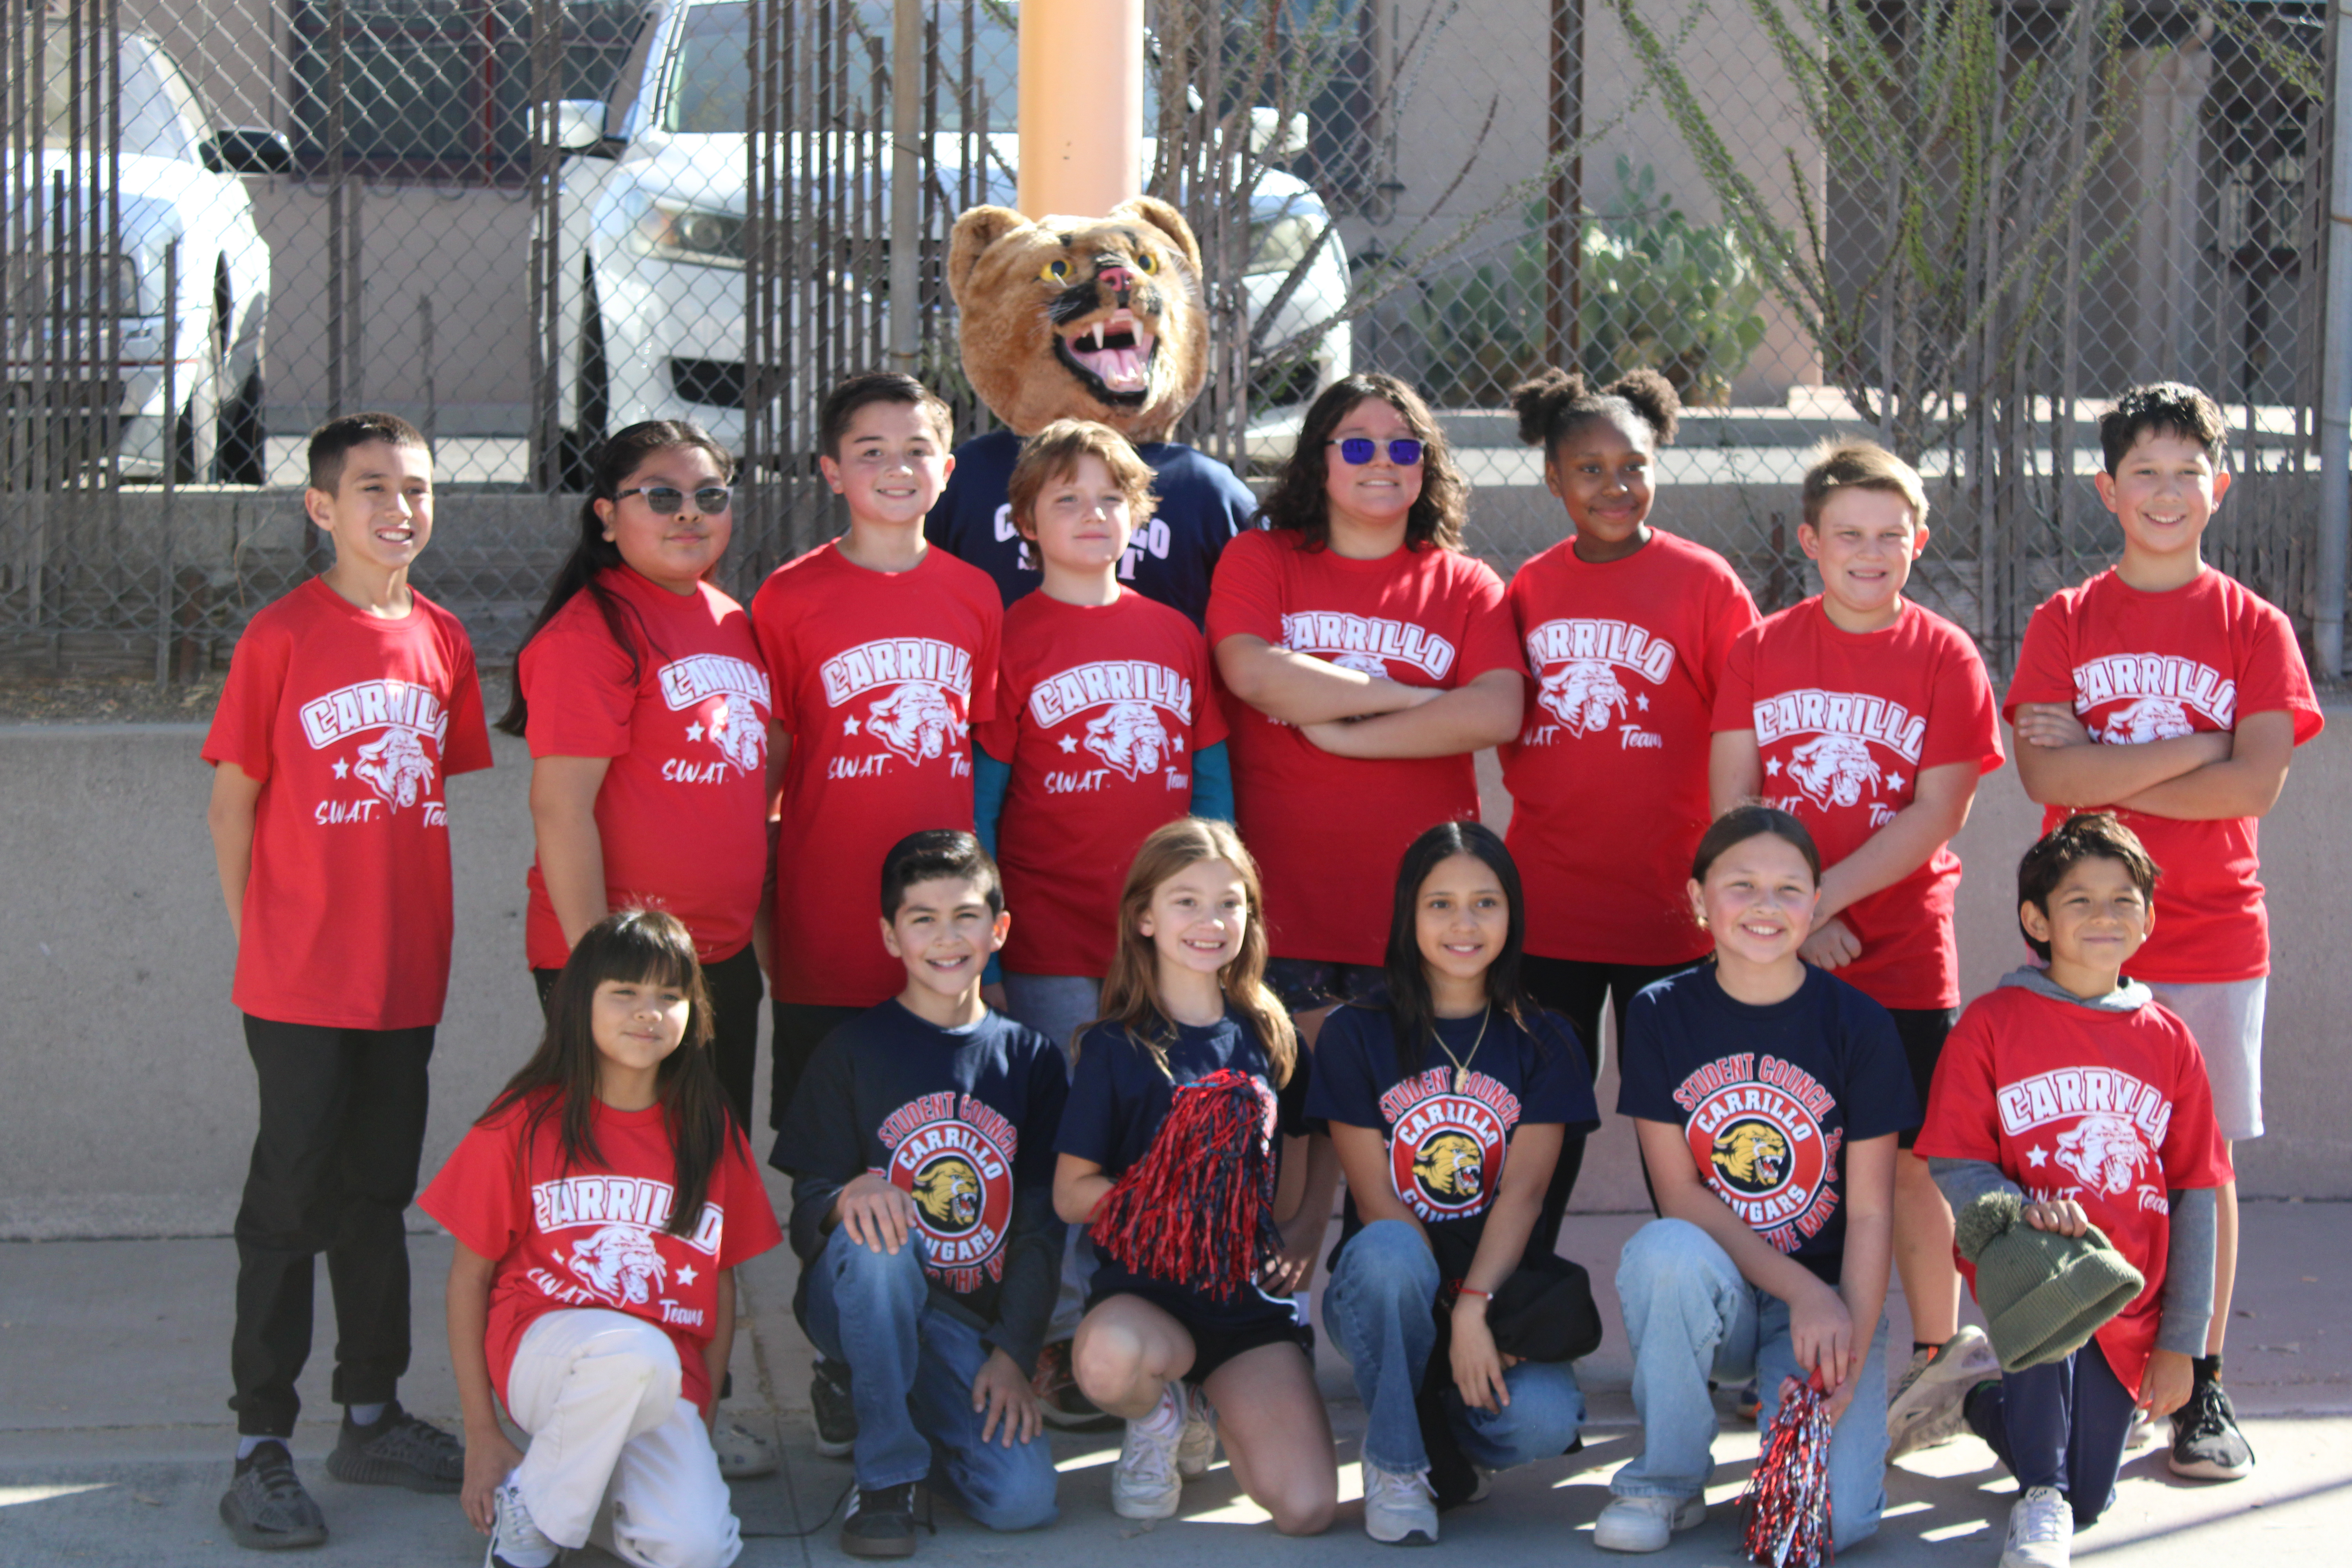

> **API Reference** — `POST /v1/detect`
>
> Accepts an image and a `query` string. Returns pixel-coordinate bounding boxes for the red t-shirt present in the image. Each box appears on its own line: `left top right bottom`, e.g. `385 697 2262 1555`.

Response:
1916 982 2232 1394
1205 529 1522 965
1712 597 2004 1010
1503 532 1759 965
2002 568 2323 982
202 578 493 1029
419 1092 783 1417
519 569 772 969
751 542 1001 1006
976 588 1228 976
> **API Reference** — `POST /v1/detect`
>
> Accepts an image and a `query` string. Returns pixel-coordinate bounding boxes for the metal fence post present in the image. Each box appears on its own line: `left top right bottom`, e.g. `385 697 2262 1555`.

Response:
2318 0 2352 679
888 0 920 374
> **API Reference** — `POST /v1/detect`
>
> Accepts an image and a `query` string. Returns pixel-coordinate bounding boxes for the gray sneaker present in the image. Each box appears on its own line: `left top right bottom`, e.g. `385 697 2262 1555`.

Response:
1888 1327 2000 1460
324 1400 464 1494
220 1441 328 1551
811 1357 858 1459
487 1479 560 1568
2168 1380 2255 1481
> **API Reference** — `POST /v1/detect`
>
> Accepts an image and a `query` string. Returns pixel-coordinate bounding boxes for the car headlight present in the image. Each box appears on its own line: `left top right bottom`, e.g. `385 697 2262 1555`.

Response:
628 199 745 269
1245 214 1321 278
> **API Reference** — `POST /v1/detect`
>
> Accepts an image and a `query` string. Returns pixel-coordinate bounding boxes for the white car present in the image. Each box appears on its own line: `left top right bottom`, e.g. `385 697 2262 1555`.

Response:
551 0 1352 470
2 30 285 482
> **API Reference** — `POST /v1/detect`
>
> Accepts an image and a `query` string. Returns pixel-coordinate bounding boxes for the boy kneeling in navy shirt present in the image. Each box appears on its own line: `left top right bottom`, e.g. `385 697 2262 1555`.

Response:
773 831 1068 1555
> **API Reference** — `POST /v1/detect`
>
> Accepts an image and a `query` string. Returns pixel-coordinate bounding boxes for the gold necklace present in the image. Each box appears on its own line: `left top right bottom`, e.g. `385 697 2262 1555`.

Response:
1432 1005 1491 1092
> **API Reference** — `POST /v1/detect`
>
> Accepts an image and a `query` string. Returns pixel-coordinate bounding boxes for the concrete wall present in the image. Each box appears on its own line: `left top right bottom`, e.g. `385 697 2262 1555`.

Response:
1 710 2346 1238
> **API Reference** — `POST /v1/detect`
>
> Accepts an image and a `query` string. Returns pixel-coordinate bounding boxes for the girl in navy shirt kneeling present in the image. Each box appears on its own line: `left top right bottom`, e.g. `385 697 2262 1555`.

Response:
1309 822 1599 1545
1053 818 1336 1535
1599 806 1916 1555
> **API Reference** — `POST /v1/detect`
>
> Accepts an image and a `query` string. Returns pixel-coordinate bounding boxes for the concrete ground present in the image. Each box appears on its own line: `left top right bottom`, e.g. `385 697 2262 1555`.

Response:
2 1200 2346 1566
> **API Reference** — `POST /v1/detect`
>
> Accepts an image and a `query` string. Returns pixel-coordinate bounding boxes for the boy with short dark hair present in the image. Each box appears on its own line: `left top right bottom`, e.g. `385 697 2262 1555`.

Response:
773 831 1067 1556
1916 813 2229 1568
2005 381 2321 1481
1710 439 2007 1445
205 411 493 1549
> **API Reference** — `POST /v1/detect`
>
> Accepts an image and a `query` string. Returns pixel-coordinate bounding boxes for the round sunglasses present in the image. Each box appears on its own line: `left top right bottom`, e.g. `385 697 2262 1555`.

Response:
616 484 734 515
1327 437 1425 466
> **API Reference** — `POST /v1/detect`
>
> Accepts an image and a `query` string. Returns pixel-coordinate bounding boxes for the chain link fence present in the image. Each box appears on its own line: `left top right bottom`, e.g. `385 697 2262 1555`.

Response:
0 0 2335 677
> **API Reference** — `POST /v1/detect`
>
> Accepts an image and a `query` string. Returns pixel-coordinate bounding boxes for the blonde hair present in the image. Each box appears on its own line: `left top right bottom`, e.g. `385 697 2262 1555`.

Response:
1007 419 1160 542
1800 439 1929 532
1089 818 1297 1086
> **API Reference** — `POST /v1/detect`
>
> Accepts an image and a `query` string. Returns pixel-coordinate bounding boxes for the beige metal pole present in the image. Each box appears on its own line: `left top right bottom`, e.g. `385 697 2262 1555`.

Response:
1015 0 1143 218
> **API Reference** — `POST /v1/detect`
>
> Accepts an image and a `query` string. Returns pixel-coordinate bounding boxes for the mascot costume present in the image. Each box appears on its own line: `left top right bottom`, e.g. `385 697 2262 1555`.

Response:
924 197 1259 626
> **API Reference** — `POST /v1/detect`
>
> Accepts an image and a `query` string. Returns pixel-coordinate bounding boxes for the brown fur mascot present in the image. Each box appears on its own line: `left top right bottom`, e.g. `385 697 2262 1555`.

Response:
924 195 1258 626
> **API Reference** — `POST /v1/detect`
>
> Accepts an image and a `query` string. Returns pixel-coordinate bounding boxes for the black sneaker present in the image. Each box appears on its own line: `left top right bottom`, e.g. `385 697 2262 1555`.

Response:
220 1440 329 1551
840 1481 924 1558
1030 1338 1113 1431
323 1400 465 1494
812 1357 857 1459
2168 1380 2255 1481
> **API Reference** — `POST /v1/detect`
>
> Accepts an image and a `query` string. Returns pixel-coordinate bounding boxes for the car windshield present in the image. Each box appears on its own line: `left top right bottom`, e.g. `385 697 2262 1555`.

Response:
7 32 205 161
665 1 1147 136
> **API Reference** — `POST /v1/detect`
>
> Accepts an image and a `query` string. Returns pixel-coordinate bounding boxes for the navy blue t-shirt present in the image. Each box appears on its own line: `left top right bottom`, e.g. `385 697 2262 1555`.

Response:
926 428 1259 626
1308 1002 1600 1268
774 1000 1069 1367
1617 963 1918 1285
1055 1009 1304 1327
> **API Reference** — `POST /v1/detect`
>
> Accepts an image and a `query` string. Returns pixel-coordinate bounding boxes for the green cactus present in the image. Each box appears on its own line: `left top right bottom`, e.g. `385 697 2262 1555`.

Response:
1578 158 1768 407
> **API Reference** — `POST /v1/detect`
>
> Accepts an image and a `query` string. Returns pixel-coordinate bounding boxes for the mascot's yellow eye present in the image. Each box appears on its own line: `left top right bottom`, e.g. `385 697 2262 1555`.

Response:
1134 251 1159 273
1040 259 1070 283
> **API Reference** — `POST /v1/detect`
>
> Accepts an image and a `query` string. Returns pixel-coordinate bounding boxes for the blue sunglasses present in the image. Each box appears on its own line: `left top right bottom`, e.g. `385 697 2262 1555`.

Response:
1327 437 1424 466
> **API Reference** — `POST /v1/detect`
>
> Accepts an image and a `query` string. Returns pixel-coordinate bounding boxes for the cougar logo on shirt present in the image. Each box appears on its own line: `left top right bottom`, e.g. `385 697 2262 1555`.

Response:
353 726 436 808
1026 660 1196 730
299 680 453 750
1538 661 1630 737
2096 696 2195 745
1281 611 1457 680
1752 688 1927 762
1525 617 1678 682
1085 702 1172 780
2052 1113 2153 1198
525 1175 725 1328
867 683 960 764
1377 1067 1523 1223
1786 733 1884 809
1674 1053 1841 1253
2071 654 2236 729
565 1223 668 1306
875 1092 1020 1294
1995 1066 2174 1146
660 654 771 775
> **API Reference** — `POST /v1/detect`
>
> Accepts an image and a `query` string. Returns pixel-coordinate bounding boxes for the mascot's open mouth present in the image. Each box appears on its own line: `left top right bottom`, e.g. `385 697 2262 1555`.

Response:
1056 310 1157 401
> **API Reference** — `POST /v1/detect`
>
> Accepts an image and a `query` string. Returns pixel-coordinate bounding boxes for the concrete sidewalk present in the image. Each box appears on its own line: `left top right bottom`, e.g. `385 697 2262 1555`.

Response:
3 1200 2347 1565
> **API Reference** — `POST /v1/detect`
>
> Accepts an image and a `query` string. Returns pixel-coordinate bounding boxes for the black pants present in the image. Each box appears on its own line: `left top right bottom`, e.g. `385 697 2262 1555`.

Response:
230 1016 435 1437
534 943 766 1134
1888 1006 1958 1150
769 999 864 1131
1965 1343 2135 1525
1520 955 1695 1254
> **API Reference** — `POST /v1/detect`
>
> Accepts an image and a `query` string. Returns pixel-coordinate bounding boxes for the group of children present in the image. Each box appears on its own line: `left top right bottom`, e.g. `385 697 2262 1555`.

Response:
201 367 2314 1568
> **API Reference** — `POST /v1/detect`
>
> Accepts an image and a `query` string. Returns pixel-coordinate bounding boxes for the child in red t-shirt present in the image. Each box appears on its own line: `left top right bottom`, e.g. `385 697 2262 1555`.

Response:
501 421 772 1135
1500 365 1759 1246
204 413 492 1548
2005 383 2321 1483
1916 815 2228 1564
750 372 1002 1128
422 910 783 1568
975 420 1232 1054
1709 441 2005 1437
1207 373 1523 1026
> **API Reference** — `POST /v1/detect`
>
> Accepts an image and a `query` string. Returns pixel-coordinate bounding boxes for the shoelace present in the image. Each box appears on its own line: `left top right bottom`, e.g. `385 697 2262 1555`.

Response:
1370 1467 1434 1508
1123 1421 1180 1484
249 1451 310 1504
2015 1490 2069 1544
2179 1383 2233 1438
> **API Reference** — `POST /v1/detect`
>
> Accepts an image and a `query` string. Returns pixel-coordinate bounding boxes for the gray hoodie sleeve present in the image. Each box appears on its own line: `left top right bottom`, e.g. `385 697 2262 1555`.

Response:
2156 1187 2217 1357
1929 1156 2023 1214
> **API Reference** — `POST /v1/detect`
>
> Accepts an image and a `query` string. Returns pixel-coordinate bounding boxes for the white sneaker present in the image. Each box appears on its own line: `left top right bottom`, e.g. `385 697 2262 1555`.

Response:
2001 1485 2073 1568
712 1418 779 1479
1362 1460 1438 1546
1176 1386 1217 1479
1111 1388 1185 1521
1888 1326 2001 1459
1593 1492 1705 1553
486 1479 559 1568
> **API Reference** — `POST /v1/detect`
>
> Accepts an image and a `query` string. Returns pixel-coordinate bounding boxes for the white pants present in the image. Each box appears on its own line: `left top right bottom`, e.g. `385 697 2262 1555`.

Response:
505 1309 741 1568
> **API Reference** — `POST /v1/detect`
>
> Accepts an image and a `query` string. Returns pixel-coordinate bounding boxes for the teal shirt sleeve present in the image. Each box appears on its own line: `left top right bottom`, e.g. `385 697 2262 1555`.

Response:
1188 740 1234 823
974 742 1012 985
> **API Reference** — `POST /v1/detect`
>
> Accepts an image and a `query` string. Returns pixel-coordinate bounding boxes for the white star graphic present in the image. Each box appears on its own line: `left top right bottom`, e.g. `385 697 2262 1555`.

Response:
844 716 861 736
2025 1145 2049 1167
1886 771 1907 792
1058 734 1078 753
1172 733 1186 753
1764 757 1782 776
686 721 704 742
675 1263 698 1286
331 757 350 779
1635 693 1651 711
549 1247 566 1263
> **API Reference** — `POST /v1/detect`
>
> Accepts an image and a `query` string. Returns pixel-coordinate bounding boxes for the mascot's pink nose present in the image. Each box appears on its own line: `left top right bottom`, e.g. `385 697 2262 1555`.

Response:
1095 264 1133 292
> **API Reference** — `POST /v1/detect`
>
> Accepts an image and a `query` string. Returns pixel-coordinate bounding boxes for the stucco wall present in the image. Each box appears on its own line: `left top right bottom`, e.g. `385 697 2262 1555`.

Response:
0 711 2343 1237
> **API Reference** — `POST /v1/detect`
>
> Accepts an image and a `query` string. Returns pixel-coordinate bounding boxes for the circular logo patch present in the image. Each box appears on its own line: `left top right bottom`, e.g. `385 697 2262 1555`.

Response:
1685 1084 1830 1236
1389 1094 1509 1221
887 1118 1014 1278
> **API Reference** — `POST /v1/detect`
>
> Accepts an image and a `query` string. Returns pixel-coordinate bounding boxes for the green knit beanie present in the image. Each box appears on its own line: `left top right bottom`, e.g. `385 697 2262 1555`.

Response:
1953 1191 2145 1373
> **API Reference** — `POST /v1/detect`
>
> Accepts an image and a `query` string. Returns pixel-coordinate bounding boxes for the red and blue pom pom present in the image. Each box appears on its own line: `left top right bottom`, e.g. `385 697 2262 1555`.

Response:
1087 1068 1279 1301
1741 1372 1835 1566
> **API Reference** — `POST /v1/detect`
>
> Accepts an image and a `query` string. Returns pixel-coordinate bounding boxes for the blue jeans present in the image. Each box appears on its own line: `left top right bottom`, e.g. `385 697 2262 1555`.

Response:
802 1228 1058 1530
1321 1220 1586 1475
1612 1218 1889 1551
